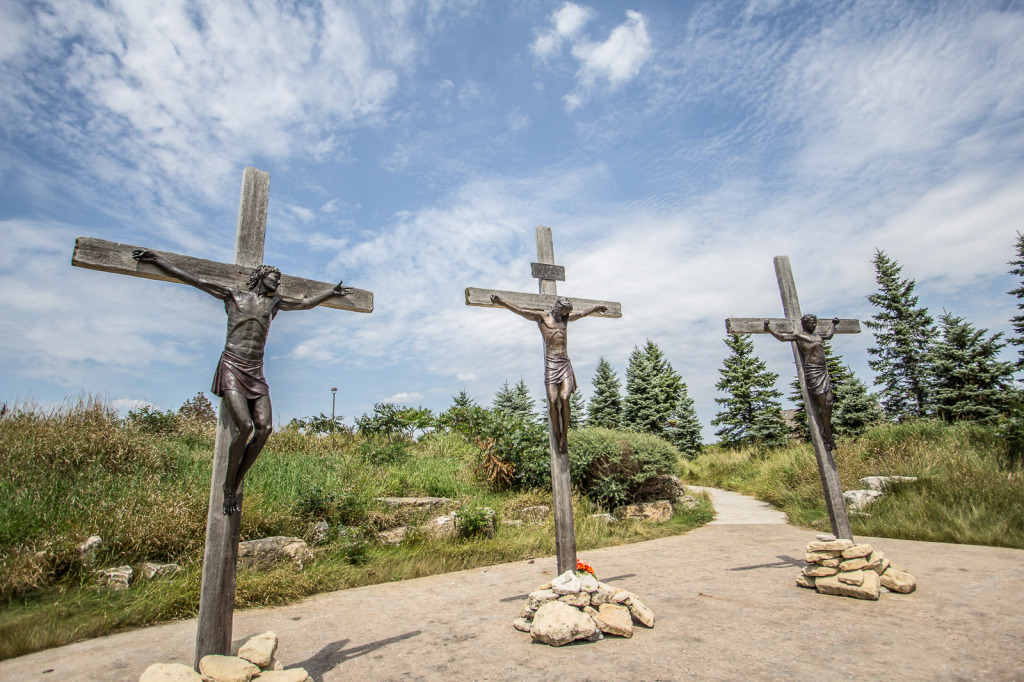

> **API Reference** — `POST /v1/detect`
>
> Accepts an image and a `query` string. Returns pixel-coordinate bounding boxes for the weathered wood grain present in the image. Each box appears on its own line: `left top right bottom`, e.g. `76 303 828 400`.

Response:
73 237 373 313
464 287 621 318
726 317 861 335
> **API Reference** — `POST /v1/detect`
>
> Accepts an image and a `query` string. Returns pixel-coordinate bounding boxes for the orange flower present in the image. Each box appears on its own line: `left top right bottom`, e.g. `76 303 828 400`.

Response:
576 560 595 576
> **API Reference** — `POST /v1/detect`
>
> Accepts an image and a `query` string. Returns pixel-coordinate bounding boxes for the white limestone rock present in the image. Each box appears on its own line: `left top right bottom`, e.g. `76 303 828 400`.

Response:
518 589 558 619
423 514 457 540
614 500 673 523
803 565 838 578
815 533 836 542
806 539 854 552
590 581 618 605
551 570 582 595
594 603 633 638
512 617 533 632
376 527 408 546
256 671 311 682
880 567 917 594
796 574 816 589
859 475 918 492
142 562 180 580
139 662 203 681
843 489 883 511
839 556 870 572
95 565 133 590
530 601 600 646
559 592 591 608
589 513 616 524
237 537 313 570
237 631 278 669
838 570 865 586
815 571 880 600
198 655 260 682
841 543 874 559
79 535 102 565
310 521 330 546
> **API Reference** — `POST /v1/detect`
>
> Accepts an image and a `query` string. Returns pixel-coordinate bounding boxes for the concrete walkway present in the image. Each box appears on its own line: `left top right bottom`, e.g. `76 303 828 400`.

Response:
3 489 1023 681
686 486 789 525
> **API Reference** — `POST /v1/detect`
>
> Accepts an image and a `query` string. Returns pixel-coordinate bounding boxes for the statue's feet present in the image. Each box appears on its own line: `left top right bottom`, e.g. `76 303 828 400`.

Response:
222 488 241 515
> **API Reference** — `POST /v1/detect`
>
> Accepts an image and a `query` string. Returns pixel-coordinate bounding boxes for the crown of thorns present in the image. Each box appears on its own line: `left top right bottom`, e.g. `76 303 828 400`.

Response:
248 264 281 290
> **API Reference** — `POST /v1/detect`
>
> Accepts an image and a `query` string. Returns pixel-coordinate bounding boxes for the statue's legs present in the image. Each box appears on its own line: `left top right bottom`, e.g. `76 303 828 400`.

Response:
234 395 272 487
558 382 573 452
814 392 835 451
546 382 567 453
220 390 271 514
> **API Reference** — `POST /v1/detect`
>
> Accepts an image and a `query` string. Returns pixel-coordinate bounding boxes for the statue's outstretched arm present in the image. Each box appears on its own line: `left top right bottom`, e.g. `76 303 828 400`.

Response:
278 280 353 311
491 294 543 322
820 317 840 340
132 249 230 300
763 319 797 342
568 304 607 321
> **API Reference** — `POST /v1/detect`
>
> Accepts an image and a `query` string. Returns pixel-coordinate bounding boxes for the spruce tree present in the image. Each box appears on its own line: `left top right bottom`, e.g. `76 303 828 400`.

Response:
569 390 586 429
622 340 680 435
711 333 787 449
493 378 538 423
864 250 936 420
451 389 477 410
926 312 1014 423
588 357 623 429
665 382 703 457
832 373 883 437
1007 231 1024 372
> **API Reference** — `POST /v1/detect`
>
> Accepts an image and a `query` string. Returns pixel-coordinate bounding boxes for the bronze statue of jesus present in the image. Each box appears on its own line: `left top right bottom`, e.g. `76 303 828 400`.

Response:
490 294 606 452
132 249 351 514
764 313 840 450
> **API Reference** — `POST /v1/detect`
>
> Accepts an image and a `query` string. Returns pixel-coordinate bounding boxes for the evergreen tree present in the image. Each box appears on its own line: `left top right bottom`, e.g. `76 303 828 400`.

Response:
711 333 787 449
622 340 681 435
1007 231 1024 372
864 250 936 421
588 357 623 429
492 378 538 423
665 382 703 457
832 373 884 437
926 311 1015 423
451 389 477 410
569 390 586 429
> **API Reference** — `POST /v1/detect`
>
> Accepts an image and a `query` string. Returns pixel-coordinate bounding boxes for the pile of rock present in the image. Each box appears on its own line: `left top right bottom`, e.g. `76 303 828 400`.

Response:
139 631 310 682
512 569 655 646
798 534 917 600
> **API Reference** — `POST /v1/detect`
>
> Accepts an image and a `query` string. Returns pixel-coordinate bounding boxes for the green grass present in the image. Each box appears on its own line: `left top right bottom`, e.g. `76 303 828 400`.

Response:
682 420 1024 547
0 400 712 660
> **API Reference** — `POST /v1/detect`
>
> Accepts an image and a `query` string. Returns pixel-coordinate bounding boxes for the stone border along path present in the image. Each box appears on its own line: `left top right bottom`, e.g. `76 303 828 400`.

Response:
3 488 1022 680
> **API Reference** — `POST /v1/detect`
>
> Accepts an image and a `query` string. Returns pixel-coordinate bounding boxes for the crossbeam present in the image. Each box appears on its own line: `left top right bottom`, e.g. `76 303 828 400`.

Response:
726 317 860 335
73 237 373 313
465 287 620 317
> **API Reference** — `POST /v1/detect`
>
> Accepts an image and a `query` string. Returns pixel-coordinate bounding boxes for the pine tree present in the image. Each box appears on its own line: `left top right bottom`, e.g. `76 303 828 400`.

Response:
492 378 537 423
864 250 936 421
587 357 623 429
451 389 477 410
712 333 787 449
926 311 1015 423
569 390 586 429
832 372 884 437
622 340 681 435
1007 231 1024 372
665 382 703 457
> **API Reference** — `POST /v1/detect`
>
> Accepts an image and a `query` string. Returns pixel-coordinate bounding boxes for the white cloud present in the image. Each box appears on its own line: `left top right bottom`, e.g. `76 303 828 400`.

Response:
530 3 652 110
382 391 422 404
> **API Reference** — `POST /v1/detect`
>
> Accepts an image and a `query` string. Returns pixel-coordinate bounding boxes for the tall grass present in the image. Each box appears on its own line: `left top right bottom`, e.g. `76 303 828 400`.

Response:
683 420 1024 547
0 400 712 660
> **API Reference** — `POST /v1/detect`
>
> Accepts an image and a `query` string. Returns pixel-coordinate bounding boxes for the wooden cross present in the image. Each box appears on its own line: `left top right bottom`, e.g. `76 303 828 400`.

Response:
465 225 621 574
725 255 860 540
72 167 373 668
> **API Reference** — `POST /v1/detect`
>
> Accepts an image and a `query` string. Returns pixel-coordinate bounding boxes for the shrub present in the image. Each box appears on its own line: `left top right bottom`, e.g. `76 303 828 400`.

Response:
455 505 495 539
469 410 550 490
291 412 350 435
125 404 177 435
568 427 681 508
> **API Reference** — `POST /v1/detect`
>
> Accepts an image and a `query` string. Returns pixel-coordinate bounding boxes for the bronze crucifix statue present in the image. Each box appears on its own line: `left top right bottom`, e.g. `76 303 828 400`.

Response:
490 294 607 452
131 250 352 514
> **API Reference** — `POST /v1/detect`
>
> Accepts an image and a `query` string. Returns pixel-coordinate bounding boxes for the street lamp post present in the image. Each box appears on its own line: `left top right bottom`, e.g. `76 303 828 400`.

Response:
331 387 337 423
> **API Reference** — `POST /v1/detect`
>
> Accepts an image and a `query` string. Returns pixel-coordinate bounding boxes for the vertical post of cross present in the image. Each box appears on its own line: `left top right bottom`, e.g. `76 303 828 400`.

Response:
773 256 853 540
193 167 270 665
534 226 577 574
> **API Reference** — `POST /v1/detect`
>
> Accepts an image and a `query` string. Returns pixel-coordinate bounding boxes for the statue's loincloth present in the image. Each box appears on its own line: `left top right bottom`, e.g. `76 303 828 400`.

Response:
804 363 832 396
211 350 269 400
545 354 577 394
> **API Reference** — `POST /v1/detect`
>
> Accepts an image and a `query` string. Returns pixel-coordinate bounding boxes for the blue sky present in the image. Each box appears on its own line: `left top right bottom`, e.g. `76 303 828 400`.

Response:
2 0 1023 439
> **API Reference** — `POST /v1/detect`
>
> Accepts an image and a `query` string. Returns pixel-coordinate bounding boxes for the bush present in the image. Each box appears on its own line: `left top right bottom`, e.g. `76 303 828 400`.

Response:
290 412 350 435
470 410 550 490
455 505 495 539
568 427 681 509
125 404 177 435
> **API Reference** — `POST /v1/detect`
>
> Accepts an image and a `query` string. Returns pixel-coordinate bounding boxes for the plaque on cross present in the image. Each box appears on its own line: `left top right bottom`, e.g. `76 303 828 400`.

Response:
465 225 621 574
725 255 860 540
72 167 373 668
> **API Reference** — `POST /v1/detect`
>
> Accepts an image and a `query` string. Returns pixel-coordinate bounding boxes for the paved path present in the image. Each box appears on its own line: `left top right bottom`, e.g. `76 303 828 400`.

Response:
686 486 789 524
3 490 1023 681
